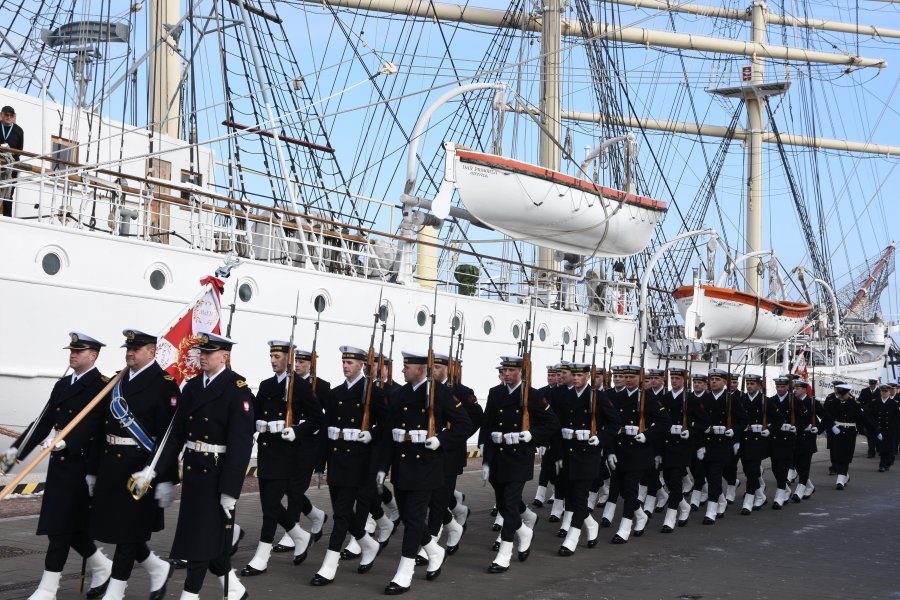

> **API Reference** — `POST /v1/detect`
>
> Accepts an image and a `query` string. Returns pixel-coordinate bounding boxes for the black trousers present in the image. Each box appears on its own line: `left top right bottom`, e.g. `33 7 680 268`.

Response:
611 468 642 515
771 456 793 488
45 531 96 572
110 541 151 580
741 459 762 493
259 478 297 543
183 553 230 593
492 481 525 542
427 476 457 536
326 485 370 552
662 466 687 509
794 450 814 484
564 479 591 529
537 451 556 488
690 455 707 493
704 457 726 501
395 489 432 558
284 469 314 524
723 452 740 486
641 466 662 495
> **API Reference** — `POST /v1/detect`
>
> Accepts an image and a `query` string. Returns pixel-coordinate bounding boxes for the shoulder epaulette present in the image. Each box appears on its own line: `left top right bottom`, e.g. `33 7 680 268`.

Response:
101 375 110 383
236 379 248 388
163 374 175 381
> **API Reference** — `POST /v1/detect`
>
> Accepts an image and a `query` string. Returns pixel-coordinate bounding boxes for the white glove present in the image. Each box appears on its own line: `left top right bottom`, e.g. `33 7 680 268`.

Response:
733 443 740 456
878 433 883 441
804 425 812 432
376 471 386 486
588 436 600 447
255 420 267 433
0 447 18 474
220 494 237 519
831 425 840 435
780 423 792 432
155 482 175 508
760 429 770 438
537 446 547 456
358 430 373 444
41 438 66 452
519 430 532 444
130 466 156 496
679 429 690 440
724 428 734 438
281 428 297 442
634 432 646 444
481 465 490 482
696 447 706 460
555 459 563 474
606 454 617 471
809 426 818 435
654 455 662 469
788 425 797 433
425 436 441 450
85 474 96 497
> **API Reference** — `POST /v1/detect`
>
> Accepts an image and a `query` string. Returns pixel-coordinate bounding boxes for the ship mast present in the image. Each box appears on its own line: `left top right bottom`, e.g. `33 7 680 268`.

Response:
537 0 562 291
149 0 181 139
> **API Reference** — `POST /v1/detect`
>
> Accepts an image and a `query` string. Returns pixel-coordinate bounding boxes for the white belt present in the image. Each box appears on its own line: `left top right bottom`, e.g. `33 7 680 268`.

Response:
106 434 138 446
186 441 227 454
835 421 856 428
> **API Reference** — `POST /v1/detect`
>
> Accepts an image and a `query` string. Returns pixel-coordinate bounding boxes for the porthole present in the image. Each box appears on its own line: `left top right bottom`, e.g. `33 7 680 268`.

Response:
416 309 428 327
584 333 592 347
538 326 548 342
149 269 167 290
378 304 389 322
41 253 61 275
512 322 522 340
239 283 253 302
451 314 461 331
313 294 327 313
562 328 572 345
483 318 493 335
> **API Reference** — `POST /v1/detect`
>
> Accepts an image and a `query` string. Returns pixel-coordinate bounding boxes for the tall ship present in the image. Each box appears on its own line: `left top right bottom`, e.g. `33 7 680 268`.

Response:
0 0 897 437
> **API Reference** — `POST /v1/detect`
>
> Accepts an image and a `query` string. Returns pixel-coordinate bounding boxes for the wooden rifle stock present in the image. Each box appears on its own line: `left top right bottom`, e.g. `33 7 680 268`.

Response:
427 347 436 437
361 347 375 432
285 349 296 427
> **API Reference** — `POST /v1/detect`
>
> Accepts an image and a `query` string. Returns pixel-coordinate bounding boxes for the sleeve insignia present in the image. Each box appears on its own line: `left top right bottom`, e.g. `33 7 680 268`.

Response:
236 379 248 388
455 401 462 408
163 374 175 381
101 375 110 382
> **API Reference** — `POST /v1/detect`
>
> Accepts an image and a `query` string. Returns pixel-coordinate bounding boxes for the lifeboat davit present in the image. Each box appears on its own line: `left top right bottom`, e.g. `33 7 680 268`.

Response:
673 284 813 345
450 146 667 257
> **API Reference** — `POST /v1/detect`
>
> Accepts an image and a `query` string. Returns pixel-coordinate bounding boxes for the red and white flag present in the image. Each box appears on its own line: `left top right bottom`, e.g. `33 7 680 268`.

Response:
155 276 225 386
792 346 809 383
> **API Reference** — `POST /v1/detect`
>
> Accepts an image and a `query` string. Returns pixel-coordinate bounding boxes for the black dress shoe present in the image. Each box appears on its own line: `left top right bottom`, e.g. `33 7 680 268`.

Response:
342 549 361 560
358 561 375 574
717 512 725 519
599 518 611 528
836 483 844 490
148 564 173 600
557 546 574 557
311 514 328 542
791 494 801 503
879 466 886 472
772 502 782 510
611 534 627 544
828 467 836 475
310 574 333 586
384 581 409 595
492 523 502 532
532 499 543 508
677 519 688 527
740 508 751 515
690 504 699 512
487 563 508 574
518 548 530 562
702 517 715 525
587 537 598 548
293 549 308 566
654 505 665 513
660 525 673 533
447 543 460 556
425 556 445 581
272 544 292 553
556 529 567 538
490 507 499 517
491 541 500 552
548 515 560 523
85 578 110 599
241 564 266 577
632 528 644 537
169 559 188 570
231 528 246 556
414 555 428 567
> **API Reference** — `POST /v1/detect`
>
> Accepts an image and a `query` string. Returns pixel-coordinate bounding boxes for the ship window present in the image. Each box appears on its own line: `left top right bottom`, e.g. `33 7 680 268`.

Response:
50 136 78 172
483 318 494 335
512 322 522 340
378 304 389 322
538 326 548 342
314 294 327 313
416 309 428 327
149 269 167 290
41 253 61 275
563 329 572 345
451 314 461 331
239 283 253 303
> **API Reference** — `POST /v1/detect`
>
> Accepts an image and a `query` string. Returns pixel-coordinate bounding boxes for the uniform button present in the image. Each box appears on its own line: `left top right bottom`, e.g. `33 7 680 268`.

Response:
204 417 209 422
415 454 420 459
401 453 406 458
350 419 355 424
56 407 60 412
204 452 209 457
188 416 193 421
339 401 343 406
116 453 122 458
332 447 337 452
186 466 191 471
203 468 208 473
204 435 209 440
403 407 408 412
498 422 503 427
421 409 425 413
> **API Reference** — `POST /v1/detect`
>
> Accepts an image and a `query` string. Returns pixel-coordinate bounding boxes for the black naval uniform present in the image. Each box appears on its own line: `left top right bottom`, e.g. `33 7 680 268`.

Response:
294 373 331 524
158 368 255 593
722 387 745 494
382 379 472 559
823 393 871 476
12 367 107 573
867 396 900 470
322 375 386 553
856 384 880 457
660 387 708 510
640 386 668 505
770 393 808 490
536 383 561 502
254 373 323 545
793 394 823 487
480 383 559 544
699 388 746 506
557 385 620 533
89 363 179 580
739 390 782 498
608 387 672 519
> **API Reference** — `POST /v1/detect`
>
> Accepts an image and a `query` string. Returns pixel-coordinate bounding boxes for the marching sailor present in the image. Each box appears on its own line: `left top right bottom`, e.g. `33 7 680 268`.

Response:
380 351 472 595
88 329 180 600
722 374 744 505
856 379 880 458
310 346 385 586
532 364 559 509
640 368 668 517
736 373 780 514
607 365 672 543
824 382 872 488
133 333 255 600
687 374 709 511
769 376 805 509
0 332 113 600
790 380 822 502
547 362 573 525
481 356 559 573
556 363 620 555
697 369 745 524
241 341 324 576
868 383 900 473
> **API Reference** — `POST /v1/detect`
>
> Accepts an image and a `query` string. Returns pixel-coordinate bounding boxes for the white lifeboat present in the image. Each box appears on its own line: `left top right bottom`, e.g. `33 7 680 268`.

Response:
673 284 813 345
449 146 667 257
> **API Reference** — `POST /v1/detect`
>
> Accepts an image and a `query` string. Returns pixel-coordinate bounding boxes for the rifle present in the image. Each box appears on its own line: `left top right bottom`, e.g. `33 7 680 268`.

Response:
761 349 768 429
310 308 321 395
285 292 300 427
225 283 239 338
361 289 383 432
725 349 733 431
571 323 579 363
590 334 599 437
521 300 534 433
560 342 565 361
604 332 614 389
630 329 637 364
454 322 465 385
684 350 693 429
638 341 647 432
376 311 387 390
447 304 458 387
426 286 438 438
387 313 396 386
581 332 587 362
